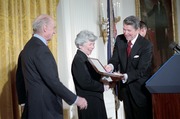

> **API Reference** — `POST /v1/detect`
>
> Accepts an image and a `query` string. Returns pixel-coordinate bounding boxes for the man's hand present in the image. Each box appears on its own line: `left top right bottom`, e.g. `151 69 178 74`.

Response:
75 96 88 110
104 65 113 72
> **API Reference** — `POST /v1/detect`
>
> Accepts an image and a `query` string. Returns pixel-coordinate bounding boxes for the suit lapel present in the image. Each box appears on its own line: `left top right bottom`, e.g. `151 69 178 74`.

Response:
119 40 128 71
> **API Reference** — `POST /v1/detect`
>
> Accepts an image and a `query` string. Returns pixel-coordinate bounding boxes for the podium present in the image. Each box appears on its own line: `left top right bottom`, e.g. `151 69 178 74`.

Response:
146 54 180 119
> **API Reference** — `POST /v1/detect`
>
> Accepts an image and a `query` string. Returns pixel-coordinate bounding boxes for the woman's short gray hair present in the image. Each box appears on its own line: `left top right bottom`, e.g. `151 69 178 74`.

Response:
75 30 98 48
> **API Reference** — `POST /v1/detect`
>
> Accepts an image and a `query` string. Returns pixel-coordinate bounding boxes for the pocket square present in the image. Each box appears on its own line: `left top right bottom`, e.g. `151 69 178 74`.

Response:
133 55 139 58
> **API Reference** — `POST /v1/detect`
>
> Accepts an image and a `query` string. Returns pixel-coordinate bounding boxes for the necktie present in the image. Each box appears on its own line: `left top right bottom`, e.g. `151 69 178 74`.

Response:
127 41 132 57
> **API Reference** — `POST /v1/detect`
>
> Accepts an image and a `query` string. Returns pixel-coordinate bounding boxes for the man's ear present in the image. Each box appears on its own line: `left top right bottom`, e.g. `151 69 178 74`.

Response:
79 45 82 49
43 25 47 32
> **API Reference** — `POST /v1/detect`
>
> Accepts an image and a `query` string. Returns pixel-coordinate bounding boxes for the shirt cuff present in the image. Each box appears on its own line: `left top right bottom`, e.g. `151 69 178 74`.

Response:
73 96 78 105
122 73 128 83
20 104 25 106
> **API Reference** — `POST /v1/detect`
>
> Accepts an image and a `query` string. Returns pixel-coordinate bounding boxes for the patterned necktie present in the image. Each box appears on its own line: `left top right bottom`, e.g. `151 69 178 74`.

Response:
127 41 132 57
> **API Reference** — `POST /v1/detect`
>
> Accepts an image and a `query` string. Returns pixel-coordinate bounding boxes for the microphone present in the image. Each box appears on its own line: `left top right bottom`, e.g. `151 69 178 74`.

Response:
169 42 180 54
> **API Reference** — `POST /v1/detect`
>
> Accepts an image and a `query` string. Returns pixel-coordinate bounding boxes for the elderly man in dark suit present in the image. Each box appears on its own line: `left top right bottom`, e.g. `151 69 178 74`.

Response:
105 16 153 119
16 14 87 119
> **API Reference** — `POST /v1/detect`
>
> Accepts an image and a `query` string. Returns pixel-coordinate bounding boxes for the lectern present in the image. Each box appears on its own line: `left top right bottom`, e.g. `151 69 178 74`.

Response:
146 54 180 119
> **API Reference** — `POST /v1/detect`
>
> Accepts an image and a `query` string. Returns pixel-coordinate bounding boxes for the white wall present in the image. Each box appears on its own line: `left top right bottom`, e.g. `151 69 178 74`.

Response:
116 0 136 34
57 0 102 91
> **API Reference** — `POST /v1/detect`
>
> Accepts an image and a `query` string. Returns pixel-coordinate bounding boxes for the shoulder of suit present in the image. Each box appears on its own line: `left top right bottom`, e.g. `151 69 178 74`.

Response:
137 35 152 46
117 34 125 39
116 34 126 42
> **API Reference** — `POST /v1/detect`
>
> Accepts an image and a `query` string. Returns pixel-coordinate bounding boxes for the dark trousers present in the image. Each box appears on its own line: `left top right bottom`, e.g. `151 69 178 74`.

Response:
122 88 152 119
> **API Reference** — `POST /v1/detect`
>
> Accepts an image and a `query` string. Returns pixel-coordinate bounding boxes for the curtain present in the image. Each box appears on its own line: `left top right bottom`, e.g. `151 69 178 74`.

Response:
0 0 59 118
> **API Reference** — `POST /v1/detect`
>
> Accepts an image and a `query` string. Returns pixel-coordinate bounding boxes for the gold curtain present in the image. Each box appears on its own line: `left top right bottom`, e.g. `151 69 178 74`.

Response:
0 0 59 119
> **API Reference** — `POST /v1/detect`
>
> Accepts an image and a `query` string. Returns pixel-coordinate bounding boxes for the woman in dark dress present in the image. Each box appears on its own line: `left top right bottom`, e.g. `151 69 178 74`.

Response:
71 30 109 119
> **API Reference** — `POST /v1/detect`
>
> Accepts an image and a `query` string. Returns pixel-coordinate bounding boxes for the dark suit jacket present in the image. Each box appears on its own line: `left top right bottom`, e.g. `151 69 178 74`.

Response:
109 34 153 107
71 50 107 119
16 37 77 119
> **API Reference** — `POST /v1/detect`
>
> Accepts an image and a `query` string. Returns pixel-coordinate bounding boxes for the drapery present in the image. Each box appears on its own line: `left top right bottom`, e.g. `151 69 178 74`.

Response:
0 0 59 118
